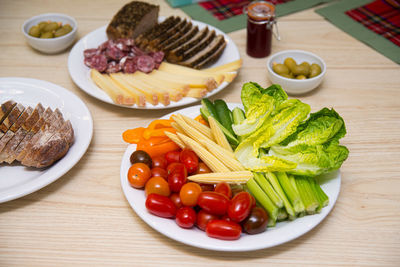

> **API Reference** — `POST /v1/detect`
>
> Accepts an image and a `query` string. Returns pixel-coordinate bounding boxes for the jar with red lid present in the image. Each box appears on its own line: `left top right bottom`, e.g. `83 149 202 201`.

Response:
244 0 279 58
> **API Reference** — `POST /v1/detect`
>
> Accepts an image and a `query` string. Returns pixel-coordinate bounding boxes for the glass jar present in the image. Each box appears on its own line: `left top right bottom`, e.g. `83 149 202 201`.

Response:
245 1 279 58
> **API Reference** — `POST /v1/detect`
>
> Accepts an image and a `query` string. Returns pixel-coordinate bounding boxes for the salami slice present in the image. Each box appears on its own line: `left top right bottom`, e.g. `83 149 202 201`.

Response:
99 40 112 51
86 54 108 72
137 55 155 73
123 58 137 73
84 48 100 59
106 61 121 73
105 44 126 61
151 51 165 64
131 46 145 56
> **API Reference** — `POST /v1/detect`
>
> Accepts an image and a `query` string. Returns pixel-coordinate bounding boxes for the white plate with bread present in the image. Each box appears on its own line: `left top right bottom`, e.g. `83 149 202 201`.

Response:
0 77 93 203
68 17 241 109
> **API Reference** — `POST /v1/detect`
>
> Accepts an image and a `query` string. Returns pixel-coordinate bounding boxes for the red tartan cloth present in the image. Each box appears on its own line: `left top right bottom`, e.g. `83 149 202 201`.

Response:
199 0 292 21
346 0 400 47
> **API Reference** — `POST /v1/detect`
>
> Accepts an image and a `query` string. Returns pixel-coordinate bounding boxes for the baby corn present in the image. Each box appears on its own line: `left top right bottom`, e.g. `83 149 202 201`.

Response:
188 171 253 184
208 116 233 152
179 114 213 140
164 131 185 149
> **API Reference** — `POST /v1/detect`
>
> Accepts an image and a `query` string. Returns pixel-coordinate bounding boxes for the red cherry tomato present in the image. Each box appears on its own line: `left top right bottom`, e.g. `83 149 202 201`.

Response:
145 176 170 197
196 209 220 231
176 207 197 229
179 182 202 207
206 220 242 240
165 150 180 164
151 167 168 179
168 170 187 193
215 182 232 199
242 206 269 234
127 163 152 189
167 162 187 177
228 191 253 222
197 192 229 216
196 162 211 174
180 148 199 174
170 193 183 209
145 193 176 218
152 155 168 169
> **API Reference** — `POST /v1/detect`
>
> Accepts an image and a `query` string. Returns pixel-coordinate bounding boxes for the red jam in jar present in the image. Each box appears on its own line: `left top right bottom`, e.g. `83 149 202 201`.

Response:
245 1 276 58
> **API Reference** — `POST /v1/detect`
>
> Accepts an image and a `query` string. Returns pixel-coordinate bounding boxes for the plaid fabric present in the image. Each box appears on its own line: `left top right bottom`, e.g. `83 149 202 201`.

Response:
346 0 400 47
199 0 293 21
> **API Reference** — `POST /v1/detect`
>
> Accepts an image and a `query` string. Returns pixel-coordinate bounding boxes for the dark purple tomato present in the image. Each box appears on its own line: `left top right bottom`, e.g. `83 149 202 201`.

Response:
242 206 269 234
130 150 152 168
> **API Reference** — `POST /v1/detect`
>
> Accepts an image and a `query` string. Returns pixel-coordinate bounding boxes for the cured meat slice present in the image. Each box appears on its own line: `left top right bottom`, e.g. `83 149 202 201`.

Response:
0 100 16 124
147 19 188 50
20 109 64 167
162 25 199 52
182 30 217 61
0 103 25 137
135 16 179 48
106 1 159 40
194 41 227 69
166 27 209 63
136 55 155 73
84 54 108 72
2 103 44 164
180 35 226 68
0 107 32 155
156 22 193 51
14 107 53 162
106 61 122 73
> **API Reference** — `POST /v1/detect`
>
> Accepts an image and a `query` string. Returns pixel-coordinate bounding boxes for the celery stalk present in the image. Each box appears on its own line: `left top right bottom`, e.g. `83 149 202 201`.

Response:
276 172 305 215
247 177 278 225
277 208 288 221
310 177 329 212
295 176 319 214
254 172 283 208
265 172 296 219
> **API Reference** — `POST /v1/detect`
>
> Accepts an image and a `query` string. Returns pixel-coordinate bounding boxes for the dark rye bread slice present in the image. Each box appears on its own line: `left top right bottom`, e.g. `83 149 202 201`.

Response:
31 120 74 168
136 16 180 49
0 107 32 154
155 21 193 51
106 1 159 40
180 35 226 68
1 104 44 163
162 25 199 52
14 107 53 162
0 103 25 138
20 109 64 167
166 27 209 63
147 19 188 50
0 100 17 124
194 40 227 69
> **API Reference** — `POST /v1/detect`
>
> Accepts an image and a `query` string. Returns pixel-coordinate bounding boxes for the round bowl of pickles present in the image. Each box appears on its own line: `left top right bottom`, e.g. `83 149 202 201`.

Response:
22 13 77 54
266 50 326 95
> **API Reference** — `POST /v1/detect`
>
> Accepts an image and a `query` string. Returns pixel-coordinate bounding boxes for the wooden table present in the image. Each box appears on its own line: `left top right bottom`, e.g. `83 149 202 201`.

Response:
1 0 399 265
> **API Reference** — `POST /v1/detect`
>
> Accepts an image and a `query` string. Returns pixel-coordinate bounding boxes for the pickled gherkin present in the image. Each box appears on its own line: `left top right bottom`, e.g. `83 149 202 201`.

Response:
28 21 73 39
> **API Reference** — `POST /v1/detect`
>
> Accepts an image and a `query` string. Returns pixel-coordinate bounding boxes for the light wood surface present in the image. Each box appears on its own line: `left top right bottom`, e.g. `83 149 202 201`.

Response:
1 0 399 266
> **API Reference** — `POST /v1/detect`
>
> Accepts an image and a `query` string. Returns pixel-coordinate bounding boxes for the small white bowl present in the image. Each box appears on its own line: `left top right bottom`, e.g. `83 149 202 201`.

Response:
266 50 326 95
22 13 77 54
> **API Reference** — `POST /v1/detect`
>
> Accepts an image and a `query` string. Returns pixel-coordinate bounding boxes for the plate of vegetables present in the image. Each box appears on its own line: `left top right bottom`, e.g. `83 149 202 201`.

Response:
120 82 348 251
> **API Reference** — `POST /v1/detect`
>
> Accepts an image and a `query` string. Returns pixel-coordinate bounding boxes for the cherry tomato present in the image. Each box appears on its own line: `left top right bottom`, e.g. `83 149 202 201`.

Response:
168 170 187 193
199 183 214 192
242 206 269 234
227 191 252 222
180 148 199 174
250 194 256 208
179 182 202 207
127 163 152 189
215 182 232 199
167 162 187 177
175 207 197 229
152 155 168 169
165 150 181 164
196 210 220 231
206 220 242 240
197 192 229 216
145 193 176 218
151 167 168 179
145 176 170 197
196 162 211 174
130 150 152 168
170 193 183 209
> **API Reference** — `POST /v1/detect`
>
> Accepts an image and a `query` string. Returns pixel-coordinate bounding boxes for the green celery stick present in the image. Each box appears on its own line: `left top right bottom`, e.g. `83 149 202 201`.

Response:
277 208 288 221
247 177 278 226
265 172 296 219
276 172 305 214
295 176 319 214
310 177 329 212
254 172 283 208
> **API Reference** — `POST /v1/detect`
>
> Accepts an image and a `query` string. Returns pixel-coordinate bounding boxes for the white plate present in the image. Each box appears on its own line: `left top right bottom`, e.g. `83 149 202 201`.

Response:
68 19 241 109
0 77 93 203
120 104 341 251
